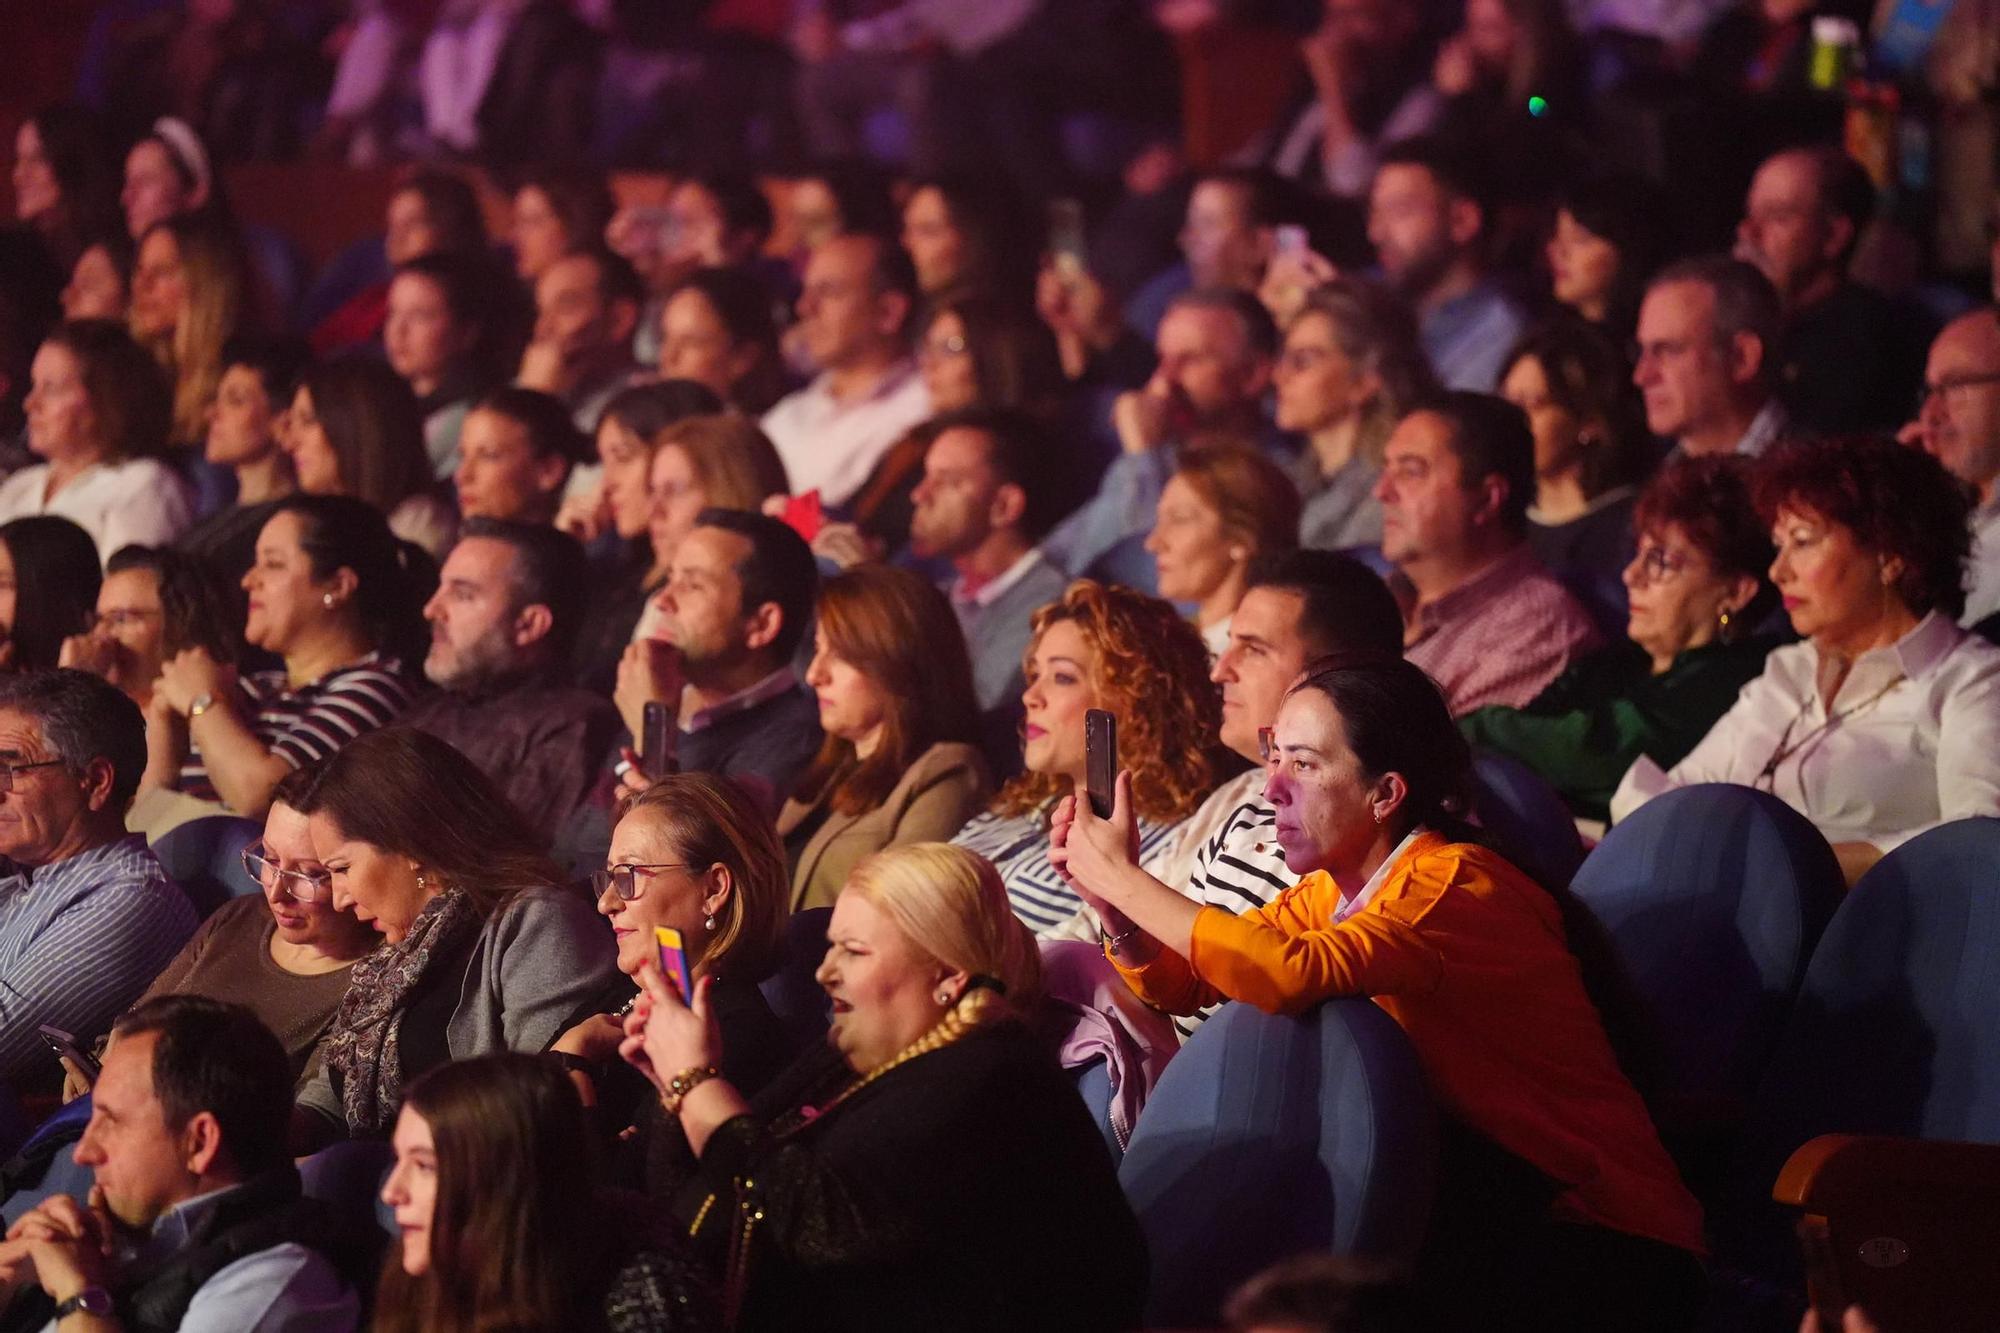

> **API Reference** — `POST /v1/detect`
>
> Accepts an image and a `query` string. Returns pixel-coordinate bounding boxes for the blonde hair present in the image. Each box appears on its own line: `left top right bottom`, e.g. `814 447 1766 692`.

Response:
655 413 790 512
618 773 788 982
138 215 249 446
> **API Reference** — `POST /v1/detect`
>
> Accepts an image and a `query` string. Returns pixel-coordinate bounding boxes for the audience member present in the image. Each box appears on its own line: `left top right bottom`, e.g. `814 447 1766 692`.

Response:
385 252 502 479
10 107 121 274
629 415 792 644
1367 137 1528 392
1259 0 1439 199
508 170 616 285
1546 175 1673 342
0 517 100 674
622 841 1145 1330
518 247 648 435
0 997 360 1330
1902 306 2000 626
0 670 196 1092
59 544 238 713
1734 146 1928 434
656 267 787 417
402 521 621 852
308 168 491 359
900 175 1036 304
1464 456 1778 821
286 356 456 559
761 234 930 507
1276 279 1434 552
907 409 1073 715
179 334 306 586
1613 435 2000 885
553 773 791 1124
782 162 899 260
136 768 377 1087
141 495 423 820
779 566 991 910
918 295 1068 420
1056 655 1706 1330
130 213 252 453
1633 256 1787 459
0 319 192 559
1149 444 1303 655
290 727 619 1145
1378 392 1601 713
375 1053 718 1333
60 234 131 322
452 387 586 527
610 511 822 814
120 119 216 240
953 579 1232 937
1127 168 1288 341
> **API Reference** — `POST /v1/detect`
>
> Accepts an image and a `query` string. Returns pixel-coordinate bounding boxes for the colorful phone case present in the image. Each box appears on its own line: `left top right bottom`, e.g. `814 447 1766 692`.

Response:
655 926 694 999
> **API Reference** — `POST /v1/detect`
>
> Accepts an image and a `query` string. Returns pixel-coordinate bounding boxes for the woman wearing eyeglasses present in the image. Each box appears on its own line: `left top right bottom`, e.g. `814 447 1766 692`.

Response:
130 767 377 1091
1612 436 2000 884
551 773 793 1130
1461 456 1779 822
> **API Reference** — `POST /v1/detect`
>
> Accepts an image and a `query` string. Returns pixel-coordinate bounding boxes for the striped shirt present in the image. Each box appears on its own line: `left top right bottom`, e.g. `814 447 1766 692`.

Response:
952 803 1184 940
0 835 198 1085
179 653 412 802
1169 769 1296 1042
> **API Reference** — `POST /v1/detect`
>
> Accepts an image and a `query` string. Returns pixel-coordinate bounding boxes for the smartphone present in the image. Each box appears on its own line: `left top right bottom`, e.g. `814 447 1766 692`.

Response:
1274 224 1309 258
1085 708 1118 819
39 1025 100 1085
640 701 675 779
655 926 695 1000
781 490 824 543
1048 197 1088 281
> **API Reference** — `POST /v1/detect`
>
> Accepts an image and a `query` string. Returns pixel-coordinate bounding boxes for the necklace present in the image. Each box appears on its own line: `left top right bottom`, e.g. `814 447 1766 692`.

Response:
1754 672 1905 793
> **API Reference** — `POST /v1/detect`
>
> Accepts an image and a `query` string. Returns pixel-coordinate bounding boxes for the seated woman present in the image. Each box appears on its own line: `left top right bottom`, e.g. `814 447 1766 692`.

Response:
1613 436 2000 885
178 334 306 588
378 1053 720 1333
621 842 1145 1331
553 774 793 1145
1545 174 1670 343
132 767 378 1089
141 495 426 819
285 354 457 559
1501 320 1653 633
1462 456 1778 822
656 266 787 417
129 213 252 462
61 233 132 322
953 579 1235 938
0 515 99 672
59 544 239 712
1146 444 1301 656
1054 654 1706 1330
1275 279 1434 552
292 727 620 1146
384 251 504 479
780 566 993 910
0 319 193 558
917 295 1067 420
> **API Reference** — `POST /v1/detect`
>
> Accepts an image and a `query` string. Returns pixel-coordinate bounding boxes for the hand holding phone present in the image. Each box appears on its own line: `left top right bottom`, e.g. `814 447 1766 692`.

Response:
1085 709 1118 819
40 1025 100 1087
655 927 695 1000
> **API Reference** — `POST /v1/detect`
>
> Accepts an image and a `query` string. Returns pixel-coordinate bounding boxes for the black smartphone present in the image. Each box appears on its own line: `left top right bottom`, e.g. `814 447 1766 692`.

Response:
39 1024 100 1085
1085 708 1117 819
640 701 675 779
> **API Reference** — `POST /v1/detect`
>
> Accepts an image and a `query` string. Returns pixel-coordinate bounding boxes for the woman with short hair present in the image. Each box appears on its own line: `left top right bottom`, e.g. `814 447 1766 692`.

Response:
1147 444 1302 655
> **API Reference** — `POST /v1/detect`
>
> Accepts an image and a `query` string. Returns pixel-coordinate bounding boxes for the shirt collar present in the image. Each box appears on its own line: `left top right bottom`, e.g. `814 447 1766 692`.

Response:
952 548 1046 610
1333 829 1423 922
3 832 144 890
1881 609 1961 681
132 1181 251 1265
684 667 799 734
808 358 920 412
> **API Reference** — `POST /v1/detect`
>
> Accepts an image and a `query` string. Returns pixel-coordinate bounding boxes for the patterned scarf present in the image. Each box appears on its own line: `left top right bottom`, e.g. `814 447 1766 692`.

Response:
321 887 481 1135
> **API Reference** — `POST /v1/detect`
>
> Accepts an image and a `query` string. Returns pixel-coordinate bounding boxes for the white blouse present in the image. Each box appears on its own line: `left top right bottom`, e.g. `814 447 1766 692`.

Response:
0 459 193 562
1611 611 2000 852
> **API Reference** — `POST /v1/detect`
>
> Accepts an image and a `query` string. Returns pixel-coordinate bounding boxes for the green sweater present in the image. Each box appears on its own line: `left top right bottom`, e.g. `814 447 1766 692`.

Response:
1460 637 1780 821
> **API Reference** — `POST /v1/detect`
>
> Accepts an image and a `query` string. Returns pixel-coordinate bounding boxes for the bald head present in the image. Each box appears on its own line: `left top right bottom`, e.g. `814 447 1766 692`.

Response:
1909 307 2000 502
1735 147 1871 307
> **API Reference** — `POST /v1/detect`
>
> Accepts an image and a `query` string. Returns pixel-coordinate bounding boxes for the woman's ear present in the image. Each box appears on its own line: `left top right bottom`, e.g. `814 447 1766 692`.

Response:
1723 573 1760 617
700 863 733 920
1371 771 1409 826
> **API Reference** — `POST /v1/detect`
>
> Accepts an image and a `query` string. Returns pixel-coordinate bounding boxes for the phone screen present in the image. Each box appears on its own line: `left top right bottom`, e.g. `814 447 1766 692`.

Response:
641 701 674 779
655 926 694 1000
781 490 825 543
1085 709 1117 819
1048 198 1087 278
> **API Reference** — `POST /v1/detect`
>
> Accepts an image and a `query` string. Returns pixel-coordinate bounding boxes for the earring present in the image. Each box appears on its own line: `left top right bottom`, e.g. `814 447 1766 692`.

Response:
415 873 427 890
704 914 717 932
1717 607 1733 641
935 988 952 1006
322 593 334 609
1229 547 1248 563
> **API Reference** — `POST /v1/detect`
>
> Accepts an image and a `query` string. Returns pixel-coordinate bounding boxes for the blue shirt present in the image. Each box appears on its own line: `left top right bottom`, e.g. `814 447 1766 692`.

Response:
1421 280 1529 392
0 835 197 1087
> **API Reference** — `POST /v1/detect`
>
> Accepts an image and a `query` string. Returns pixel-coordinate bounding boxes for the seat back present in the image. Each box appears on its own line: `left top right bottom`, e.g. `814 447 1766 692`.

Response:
759 907 832 1046
1117 999 1437 1327
151 815 264 919
1469 749 1587 890
1566 783 1843 1127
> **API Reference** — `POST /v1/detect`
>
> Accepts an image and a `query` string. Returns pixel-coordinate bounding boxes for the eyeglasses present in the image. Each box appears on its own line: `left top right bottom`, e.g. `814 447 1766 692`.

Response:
590 863 695 901
1628 543 1693 586
1914 372 2000 413
0 759 65 792
241 843 334 902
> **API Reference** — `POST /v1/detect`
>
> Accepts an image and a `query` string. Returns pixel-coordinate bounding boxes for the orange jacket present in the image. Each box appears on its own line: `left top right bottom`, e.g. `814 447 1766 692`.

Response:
1114 830 1705 1254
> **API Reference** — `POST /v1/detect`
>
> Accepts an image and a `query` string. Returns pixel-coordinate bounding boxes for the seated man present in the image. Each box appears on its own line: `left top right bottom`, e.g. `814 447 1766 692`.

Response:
1903 306 2000 628
401 520 622 861
517 246 647 435
1153 550 1405 1040
0 671 196 1095
1376 393 1601 714
453 387 589 526
1634 256 1787 459
0 996 358 1330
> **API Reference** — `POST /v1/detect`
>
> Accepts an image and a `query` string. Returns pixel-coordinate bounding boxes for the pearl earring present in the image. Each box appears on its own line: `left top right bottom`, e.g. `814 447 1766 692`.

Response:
704 914 717 932
935 988 952 1005
322 593 334 609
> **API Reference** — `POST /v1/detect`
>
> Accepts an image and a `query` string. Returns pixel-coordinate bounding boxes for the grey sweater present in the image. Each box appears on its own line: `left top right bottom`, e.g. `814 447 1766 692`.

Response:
297 884 618 1129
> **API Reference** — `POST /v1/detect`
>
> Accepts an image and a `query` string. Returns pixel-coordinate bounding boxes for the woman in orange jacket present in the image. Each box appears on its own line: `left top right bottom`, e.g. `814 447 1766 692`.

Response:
1052 652 1706 1333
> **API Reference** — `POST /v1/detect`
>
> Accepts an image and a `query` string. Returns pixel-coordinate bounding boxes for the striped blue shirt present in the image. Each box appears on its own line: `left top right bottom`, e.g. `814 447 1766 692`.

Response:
0 835 198 1085
953 804 1183 938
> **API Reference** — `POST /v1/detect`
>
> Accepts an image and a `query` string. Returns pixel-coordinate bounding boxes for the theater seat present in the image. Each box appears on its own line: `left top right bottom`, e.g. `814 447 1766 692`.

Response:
1468 749 1588 890
151 814 264 919
760 907 832 1047
1117 999 1437 1327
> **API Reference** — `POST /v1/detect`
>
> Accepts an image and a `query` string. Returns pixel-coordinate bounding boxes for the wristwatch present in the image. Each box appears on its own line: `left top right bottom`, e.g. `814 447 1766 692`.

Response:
53 1286 114 1319
187 692 216 719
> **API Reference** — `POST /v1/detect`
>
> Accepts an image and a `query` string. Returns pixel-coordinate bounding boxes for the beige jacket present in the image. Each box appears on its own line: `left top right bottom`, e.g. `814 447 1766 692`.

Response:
780 742 993 910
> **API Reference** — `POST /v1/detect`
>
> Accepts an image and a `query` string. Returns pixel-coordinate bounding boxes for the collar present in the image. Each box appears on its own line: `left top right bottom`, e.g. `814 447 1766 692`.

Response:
129 1181 251 1266
1736 399 1787 457
684 667 799 734
1526 482 1637 526
1 832 144 890
952 547 1046 609
1875 609 1960 682
1406 543 1541 632
1333 829 1423 922
809 358 920 412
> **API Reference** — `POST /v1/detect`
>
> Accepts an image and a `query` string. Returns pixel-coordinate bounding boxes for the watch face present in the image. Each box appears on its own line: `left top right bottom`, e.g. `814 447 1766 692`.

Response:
80 1289 115 1314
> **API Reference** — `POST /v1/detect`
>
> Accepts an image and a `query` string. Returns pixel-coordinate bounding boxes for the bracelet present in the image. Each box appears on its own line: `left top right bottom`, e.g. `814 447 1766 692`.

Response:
664 1064 722 1116
1100 922 1141 955
547 1050 600 1079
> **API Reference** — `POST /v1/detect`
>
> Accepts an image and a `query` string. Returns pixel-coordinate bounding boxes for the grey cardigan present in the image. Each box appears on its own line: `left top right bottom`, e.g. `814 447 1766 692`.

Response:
297 883 617 1129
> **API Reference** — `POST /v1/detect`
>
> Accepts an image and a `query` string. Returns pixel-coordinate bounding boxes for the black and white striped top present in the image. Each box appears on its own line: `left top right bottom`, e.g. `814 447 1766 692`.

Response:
178 652 413 802
953 802 1184 939
1172 777 1295 1042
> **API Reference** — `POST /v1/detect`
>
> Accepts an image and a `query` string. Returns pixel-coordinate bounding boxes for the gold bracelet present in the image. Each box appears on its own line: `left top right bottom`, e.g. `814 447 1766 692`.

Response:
664 1064 722 1115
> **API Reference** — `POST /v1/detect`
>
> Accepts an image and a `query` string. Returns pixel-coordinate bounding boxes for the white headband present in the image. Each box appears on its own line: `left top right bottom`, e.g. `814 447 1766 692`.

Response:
149 117 212 205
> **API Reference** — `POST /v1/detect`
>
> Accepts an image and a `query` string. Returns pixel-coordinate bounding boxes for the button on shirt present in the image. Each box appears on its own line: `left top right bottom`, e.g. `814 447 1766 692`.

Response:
1611 611 2000 851
1401 544 1603 716
0 835 198 1085
760 360 932 507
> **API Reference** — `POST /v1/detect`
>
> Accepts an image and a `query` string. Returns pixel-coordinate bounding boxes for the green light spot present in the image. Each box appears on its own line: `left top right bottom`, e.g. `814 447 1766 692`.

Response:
1528 96 1548 116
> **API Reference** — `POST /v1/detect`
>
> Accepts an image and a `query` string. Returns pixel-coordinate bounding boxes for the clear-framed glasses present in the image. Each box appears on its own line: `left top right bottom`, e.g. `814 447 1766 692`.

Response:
1256 726 1279 765
0 759 65 792
590 863 695 902
1629 543 1692 586
241 843 334 902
